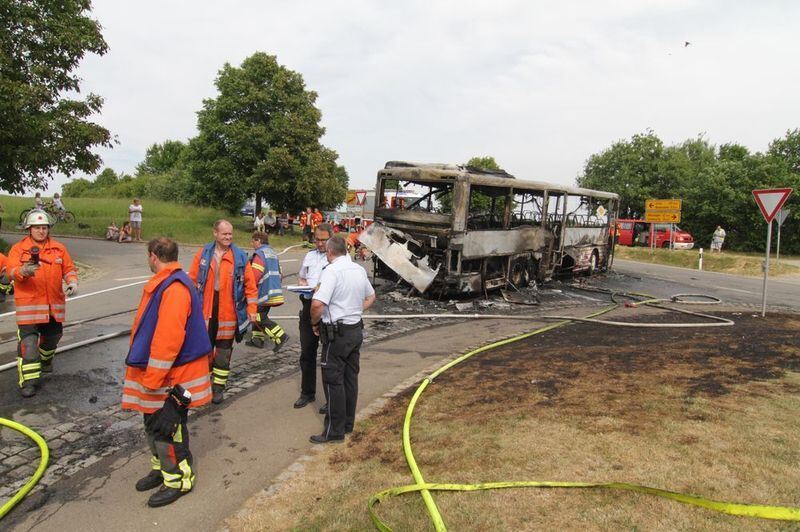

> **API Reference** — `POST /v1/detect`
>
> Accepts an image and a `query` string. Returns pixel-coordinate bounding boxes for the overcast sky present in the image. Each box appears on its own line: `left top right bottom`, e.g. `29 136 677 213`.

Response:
50 0 800 194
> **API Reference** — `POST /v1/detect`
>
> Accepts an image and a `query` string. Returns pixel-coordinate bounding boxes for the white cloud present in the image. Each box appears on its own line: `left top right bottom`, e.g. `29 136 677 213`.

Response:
42 0 800 197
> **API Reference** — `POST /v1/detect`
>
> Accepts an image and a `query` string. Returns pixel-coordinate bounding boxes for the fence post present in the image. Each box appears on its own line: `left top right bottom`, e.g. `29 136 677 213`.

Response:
698 247 703 270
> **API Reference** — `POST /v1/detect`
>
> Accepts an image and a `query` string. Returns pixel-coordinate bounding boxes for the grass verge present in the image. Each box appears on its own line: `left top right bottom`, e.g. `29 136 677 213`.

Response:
227 310 800 531
0 195 304 248
614 246 800 276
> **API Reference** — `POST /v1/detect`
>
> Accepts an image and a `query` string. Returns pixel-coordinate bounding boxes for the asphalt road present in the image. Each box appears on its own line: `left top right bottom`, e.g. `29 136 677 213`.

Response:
611 258 800 309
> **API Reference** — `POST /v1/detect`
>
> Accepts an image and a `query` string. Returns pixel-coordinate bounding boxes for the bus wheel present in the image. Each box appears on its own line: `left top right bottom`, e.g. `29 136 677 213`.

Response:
510 259 530 288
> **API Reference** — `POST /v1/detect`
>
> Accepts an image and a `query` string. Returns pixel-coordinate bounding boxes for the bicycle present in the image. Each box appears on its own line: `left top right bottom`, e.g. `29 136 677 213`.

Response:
19 204 76 226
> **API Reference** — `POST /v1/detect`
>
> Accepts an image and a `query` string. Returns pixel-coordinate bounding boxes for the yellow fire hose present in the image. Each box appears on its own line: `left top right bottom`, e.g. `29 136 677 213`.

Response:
0 418 49 520
367 298 800 530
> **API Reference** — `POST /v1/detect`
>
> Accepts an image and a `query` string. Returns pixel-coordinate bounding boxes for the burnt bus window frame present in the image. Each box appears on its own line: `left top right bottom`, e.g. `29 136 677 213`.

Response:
466 185 510 230
378 178 455 215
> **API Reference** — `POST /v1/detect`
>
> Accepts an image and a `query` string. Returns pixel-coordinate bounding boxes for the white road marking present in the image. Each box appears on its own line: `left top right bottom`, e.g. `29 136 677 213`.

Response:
0 280 148 319
114 275 151 281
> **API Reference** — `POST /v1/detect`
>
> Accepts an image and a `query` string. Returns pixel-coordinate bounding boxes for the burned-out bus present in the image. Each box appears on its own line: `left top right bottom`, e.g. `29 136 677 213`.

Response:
358 162 619 296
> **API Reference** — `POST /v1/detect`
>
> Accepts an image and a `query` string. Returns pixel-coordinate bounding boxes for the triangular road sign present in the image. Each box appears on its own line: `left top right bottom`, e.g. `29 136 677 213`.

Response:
356 191 367 206
753 188 793 223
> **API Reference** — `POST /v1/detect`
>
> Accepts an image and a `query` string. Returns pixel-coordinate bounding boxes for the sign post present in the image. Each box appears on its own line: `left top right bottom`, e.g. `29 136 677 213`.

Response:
752 188 793 317
644 199 682 252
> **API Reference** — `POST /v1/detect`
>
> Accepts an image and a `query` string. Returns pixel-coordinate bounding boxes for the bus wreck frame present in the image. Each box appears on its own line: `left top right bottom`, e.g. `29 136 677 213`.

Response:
359 162 619 296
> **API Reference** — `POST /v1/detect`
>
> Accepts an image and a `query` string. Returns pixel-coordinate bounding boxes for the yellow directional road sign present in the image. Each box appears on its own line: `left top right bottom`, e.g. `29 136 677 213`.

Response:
646 199 682 211
645 211 681 223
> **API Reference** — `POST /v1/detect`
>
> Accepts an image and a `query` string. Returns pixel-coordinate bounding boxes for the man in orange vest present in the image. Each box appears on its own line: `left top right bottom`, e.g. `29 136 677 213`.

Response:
189 220 258 404
122 237 212 507
299 207 312 245
7 210 78 397
311 208 324 232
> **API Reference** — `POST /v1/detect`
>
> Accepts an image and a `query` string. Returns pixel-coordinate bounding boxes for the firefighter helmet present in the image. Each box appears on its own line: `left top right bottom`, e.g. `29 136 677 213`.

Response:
23 209 51 229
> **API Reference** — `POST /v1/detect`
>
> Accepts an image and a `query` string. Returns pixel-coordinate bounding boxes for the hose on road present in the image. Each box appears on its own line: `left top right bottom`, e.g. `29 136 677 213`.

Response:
0 418 49 520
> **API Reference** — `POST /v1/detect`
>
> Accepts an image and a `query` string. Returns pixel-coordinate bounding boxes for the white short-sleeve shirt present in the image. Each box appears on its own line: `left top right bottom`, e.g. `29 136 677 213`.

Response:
298 249 328 298
129 203 143 222
313 255 375 324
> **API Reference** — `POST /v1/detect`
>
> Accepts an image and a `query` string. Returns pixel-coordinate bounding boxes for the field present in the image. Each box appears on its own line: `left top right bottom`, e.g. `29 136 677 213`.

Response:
228 310 800 531
614 246 800 277
0 195 304 248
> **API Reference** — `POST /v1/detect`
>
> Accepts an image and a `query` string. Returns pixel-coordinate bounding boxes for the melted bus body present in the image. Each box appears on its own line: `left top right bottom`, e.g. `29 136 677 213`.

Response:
359 162 619 295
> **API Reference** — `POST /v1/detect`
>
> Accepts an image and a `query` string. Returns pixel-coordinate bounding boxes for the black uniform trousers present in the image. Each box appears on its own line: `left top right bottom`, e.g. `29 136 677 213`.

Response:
298 297 319 398
320 322 363 438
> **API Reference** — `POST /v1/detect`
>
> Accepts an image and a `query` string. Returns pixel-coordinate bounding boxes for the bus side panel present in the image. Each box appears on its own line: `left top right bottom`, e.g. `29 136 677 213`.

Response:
456 226 550 259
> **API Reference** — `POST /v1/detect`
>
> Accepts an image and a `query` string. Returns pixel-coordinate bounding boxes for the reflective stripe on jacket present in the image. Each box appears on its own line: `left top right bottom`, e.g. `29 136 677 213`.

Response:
121 262 212 413
7 236 77 325
188 243 257 340
251 245 284 306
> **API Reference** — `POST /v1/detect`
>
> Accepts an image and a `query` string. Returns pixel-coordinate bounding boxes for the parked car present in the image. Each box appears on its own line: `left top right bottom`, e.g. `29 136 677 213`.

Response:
240 203 255 217
616 219 694 249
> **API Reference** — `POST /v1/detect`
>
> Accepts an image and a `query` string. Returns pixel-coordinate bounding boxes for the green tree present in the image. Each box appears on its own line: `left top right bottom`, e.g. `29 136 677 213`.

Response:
94 167 119 188
466 156 503 172
0 0 112 193
767 129 800 174
135 140 187 176
577 131 666 217
186 52 347 213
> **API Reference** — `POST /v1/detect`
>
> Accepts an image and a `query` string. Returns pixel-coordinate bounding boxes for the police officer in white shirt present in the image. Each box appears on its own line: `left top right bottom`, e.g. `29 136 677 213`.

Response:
293 223 332 409
309 235 375 443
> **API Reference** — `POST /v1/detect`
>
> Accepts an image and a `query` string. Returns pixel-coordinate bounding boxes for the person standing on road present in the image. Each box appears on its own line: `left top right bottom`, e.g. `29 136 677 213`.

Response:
129 198 143 242
246 231 290 351
711 225 726 253
309 235 375 443
293 223 331 409
189 220 258 404
0 250 13 303
7 210 78 397
122 237 212 507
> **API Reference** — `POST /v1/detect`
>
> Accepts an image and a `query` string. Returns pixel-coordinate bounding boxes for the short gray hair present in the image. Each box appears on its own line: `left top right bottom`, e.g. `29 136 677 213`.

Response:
326 235 347 257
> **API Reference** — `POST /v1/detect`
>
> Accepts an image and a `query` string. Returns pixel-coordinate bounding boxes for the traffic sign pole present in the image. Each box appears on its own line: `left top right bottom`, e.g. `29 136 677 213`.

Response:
761 221 772 317
776 220 781 265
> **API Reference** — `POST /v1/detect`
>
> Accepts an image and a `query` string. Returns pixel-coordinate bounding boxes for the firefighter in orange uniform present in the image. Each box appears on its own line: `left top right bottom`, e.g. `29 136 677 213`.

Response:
7 210 78 397
122 237 212 507
189 220 258 404
299 207 312 245
311 208 324 232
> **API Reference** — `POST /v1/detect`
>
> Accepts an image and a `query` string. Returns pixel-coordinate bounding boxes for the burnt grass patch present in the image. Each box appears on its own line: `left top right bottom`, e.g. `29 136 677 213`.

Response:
333 311 800 468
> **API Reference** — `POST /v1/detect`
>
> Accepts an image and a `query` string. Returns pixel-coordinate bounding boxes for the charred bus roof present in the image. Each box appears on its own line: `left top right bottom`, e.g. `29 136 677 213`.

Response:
378 161 619 201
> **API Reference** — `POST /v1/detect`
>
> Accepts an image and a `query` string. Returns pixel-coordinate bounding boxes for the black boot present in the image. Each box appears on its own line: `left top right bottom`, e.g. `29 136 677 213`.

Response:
20 381 37 398
273 333 290 353
135 470 162 492
212 384 225 404
293 394 314 408
41 359 53 373
245 336 264 348
147 485 188 507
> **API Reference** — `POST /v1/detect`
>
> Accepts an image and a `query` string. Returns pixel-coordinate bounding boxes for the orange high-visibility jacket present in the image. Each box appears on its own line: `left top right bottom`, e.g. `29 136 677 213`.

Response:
7 237 78 325
122 262 212 413
299 211 308 229
188 247 257 340
0 252 7 276
311 211 324 230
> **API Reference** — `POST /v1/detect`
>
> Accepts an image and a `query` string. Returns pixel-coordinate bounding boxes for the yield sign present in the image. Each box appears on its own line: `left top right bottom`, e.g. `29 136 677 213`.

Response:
356 191 367 206
752 188 793 223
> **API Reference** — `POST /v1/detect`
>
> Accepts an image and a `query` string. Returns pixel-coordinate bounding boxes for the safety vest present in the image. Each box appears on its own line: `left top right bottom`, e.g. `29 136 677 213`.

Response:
252 245 284 306
125 270 212 369
196 243 249 336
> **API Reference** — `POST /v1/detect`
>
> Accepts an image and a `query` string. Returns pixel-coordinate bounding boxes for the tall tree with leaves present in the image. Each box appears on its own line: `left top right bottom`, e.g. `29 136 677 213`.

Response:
135 140 187 176
0 0 112 193
186 52 347 213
